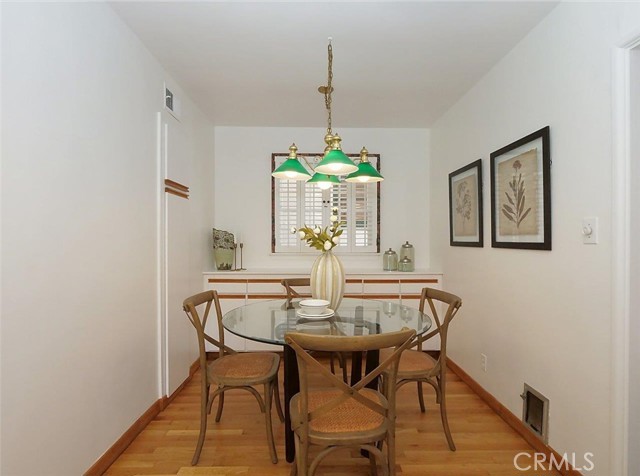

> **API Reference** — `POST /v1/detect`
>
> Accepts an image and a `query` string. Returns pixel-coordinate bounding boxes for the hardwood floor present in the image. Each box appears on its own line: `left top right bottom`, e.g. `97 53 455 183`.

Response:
105 362 560 476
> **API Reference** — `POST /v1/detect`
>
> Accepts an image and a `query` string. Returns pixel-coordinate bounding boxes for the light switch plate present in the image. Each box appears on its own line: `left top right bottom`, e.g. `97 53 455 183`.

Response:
582 217 598 244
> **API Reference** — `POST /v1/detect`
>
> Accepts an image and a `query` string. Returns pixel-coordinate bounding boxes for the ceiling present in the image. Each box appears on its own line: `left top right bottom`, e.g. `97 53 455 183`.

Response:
110 1 558 128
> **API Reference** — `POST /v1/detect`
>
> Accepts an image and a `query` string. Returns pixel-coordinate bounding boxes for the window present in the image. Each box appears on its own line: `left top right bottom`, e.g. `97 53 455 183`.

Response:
272 152 381 254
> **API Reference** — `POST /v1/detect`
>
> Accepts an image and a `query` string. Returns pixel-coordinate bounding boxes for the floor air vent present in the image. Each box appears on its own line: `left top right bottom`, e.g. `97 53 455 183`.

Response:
521 384 549 443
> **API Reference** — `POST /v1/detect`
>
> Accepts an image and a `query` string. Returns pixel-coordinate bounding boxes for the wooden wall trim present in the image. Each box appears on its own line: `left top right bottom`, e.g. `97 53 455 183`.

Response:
247 294 288 300
399 278 439 283
83 400 163 476
164 178 189 193
447 359 583 476
165 187 189 199
84 359 200 476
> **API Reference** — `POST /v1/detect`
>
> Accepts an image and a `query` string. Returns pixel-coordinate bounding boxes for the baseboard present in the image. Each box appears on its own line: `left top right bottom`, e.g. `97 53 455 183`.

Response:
83 399 162 476
447 359 583 476
84 358 200 476
160 358 201 409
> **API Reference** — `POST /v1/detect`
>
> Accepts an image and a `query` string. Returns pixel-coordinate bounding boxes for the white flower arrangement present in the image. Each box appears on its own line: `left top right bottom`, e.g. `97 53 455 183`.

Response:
291 207 344 252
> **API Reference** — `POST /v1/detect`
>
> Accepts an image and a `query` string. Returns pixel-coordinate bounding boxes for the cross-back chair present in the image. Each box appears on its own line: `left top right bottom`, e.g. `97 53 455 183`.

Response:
382 287 462 451
286 328 416 476
281 278 312 299
183 290 284 465
281 278 348 382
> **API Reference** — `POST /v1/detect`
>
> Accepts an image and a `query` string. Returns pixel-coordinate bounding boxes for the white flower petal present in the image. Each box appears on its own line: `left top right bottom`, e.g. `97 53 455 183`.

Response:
329 215 337 222
323 240 332 250
332 237 340 244
298 231 306 239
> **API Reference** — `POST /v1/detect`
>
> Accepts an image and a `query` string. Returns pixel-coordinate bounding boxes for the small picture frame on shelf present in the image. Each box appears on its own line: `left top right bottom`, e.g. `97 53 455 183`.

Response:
449 159 483 247
490 126 551 250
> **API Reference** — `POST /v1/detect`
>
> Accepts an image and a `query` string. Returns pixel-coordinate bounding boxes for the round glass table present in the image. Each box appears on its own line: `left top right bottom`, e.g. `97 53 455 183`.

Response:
222 297 432 344
222 297 432 463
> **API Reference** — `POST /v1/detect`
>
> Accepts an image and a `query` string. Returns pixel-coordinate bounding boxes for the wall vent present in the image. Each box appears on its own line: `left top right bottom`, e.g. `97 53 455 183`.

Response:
163 84 181 120
165 87 174 111
521 384 549 443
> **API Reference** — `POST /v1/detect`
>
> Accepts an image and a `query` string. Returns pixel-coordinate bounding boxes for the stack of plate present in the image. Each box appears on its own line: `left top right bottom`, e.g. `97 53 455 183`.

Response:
297 299 334 319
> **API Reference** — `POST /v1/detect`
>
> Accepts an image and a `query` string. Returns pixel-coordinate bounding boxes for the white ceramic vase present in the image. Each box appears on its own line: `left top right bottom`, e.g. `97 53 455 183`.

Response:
310 250 345 310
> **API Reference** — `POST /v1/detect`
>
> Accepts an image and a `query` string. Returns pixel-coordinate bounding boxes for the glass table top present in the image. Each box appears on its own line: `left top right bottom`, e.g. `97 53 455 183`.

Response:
222 297 432 346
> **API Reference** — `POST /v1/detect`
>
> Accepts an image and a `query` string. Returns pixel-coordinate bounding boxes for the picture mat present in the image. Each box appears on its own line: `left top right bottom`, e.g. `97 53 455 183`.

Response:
451 167 480 241
493 137 545 243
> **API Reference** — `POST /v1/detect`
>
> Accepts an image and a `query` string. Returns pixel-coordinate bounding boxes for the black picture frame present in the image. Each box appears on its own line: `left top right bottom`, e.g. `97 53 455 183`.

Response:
490 126 551 250
449 159 483 247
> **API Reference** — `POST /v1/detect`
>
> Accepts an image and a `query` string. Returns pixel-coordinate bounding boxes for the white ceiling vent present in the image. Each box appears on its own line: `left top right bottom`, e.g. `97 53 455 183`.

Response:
164 84 181 120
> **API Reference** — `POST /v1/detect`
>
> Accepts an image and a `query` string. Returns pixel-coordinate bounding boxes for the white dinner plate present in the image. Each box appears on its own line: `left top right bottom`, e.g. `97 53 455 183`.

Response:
296 308 335 319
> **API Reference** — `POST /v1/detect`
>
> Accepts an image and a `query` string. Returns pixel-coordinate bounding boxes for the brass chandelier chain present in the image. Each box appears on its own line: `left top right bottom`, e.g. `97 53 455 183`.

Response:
318 38 333 137
324 39 333 135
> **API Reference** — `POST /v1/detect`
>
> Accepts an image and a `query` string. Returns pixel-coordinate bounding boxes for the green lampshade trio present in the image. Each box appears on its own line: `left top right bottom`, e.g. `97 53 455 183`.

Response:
271 38 384 187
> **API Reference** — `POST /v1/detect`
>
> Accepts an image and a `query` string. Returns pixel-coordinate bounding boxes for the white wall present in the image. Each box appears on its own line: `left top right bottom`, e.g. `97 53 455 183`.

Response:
628 44 640 476
213 127 430 272
0 3 214 475
430 3 640 475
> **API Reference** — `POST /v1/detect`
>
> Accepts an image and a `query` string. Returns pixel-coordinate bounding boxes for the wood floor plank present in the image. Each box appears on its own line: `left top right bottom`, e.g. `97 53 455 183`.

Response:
104 362 561 476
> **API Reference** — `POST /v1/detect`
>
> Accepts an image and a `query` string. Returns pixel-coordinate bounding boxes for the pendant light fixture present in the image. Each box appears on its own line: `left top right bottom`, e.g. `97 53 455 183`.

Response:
271 144 311 181
345 147 384 183
272 38 384 185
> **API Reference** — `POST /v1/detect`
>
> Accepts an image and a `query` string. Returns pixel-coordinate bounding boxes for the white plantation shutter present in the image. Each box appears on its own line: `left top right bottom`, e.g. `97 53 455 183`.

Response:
351 181 378 251
276 178 300 248
303 184 324 227
331 182 350 250
272 152 380 254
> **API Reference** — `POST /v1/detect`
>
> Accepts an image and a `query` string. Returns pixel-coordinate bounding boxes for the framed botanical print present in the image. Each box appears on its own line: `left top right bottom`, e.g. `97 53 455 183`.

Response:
490 126 551 250
449 159 483 247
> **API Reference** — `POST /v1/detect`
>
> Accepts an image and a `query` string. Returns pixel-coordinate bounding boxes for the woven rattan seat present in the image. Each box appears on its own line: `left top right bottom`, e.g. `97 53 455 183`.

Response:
286 329 415 476
208 352 277 380
292 389 385 434
183 290 284 466
380 348 436 374
383 287 462 452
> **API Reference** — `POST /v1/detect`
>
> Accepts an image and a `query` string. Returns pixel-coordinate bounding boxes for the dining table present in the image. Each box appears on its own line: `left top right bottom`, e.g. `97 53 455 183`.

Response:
222 296 432 463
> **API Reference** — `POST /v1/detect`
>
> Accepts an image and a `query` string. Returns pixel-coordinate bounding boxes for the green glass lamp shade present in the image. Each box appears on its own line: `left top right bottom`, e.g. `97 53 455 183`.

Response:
272 157 312 181
345 160 384 183
307 172 340 189
314 148 358 175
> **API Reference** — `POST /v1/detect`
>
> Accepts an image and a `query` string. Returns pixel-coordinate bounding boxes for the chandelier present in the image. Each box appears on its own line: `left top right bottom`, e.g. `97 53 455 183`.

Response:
272 38 384 187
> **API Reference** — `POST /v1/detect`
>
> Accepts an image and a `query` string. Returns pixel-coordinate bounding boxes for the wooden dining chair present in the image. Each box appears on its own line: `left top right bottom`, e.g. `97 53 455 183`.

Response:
381 287 462 451
286 328 416 476
281 278 348 382
281 278 312 300
182 290 284 465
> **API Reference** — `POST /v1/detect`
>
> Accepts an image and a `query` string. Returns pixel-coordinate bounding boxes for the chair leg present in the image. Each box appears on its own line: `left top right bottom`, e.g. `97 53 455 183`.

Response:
264 383 278 464
330 353 336 374
438 373 456 451
215 391 225 422
295 433 308 476
417 381 426 413
192 383 209 465
368 450 378 476
273 377 285 423
339 352 348 383
387 432 396 476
